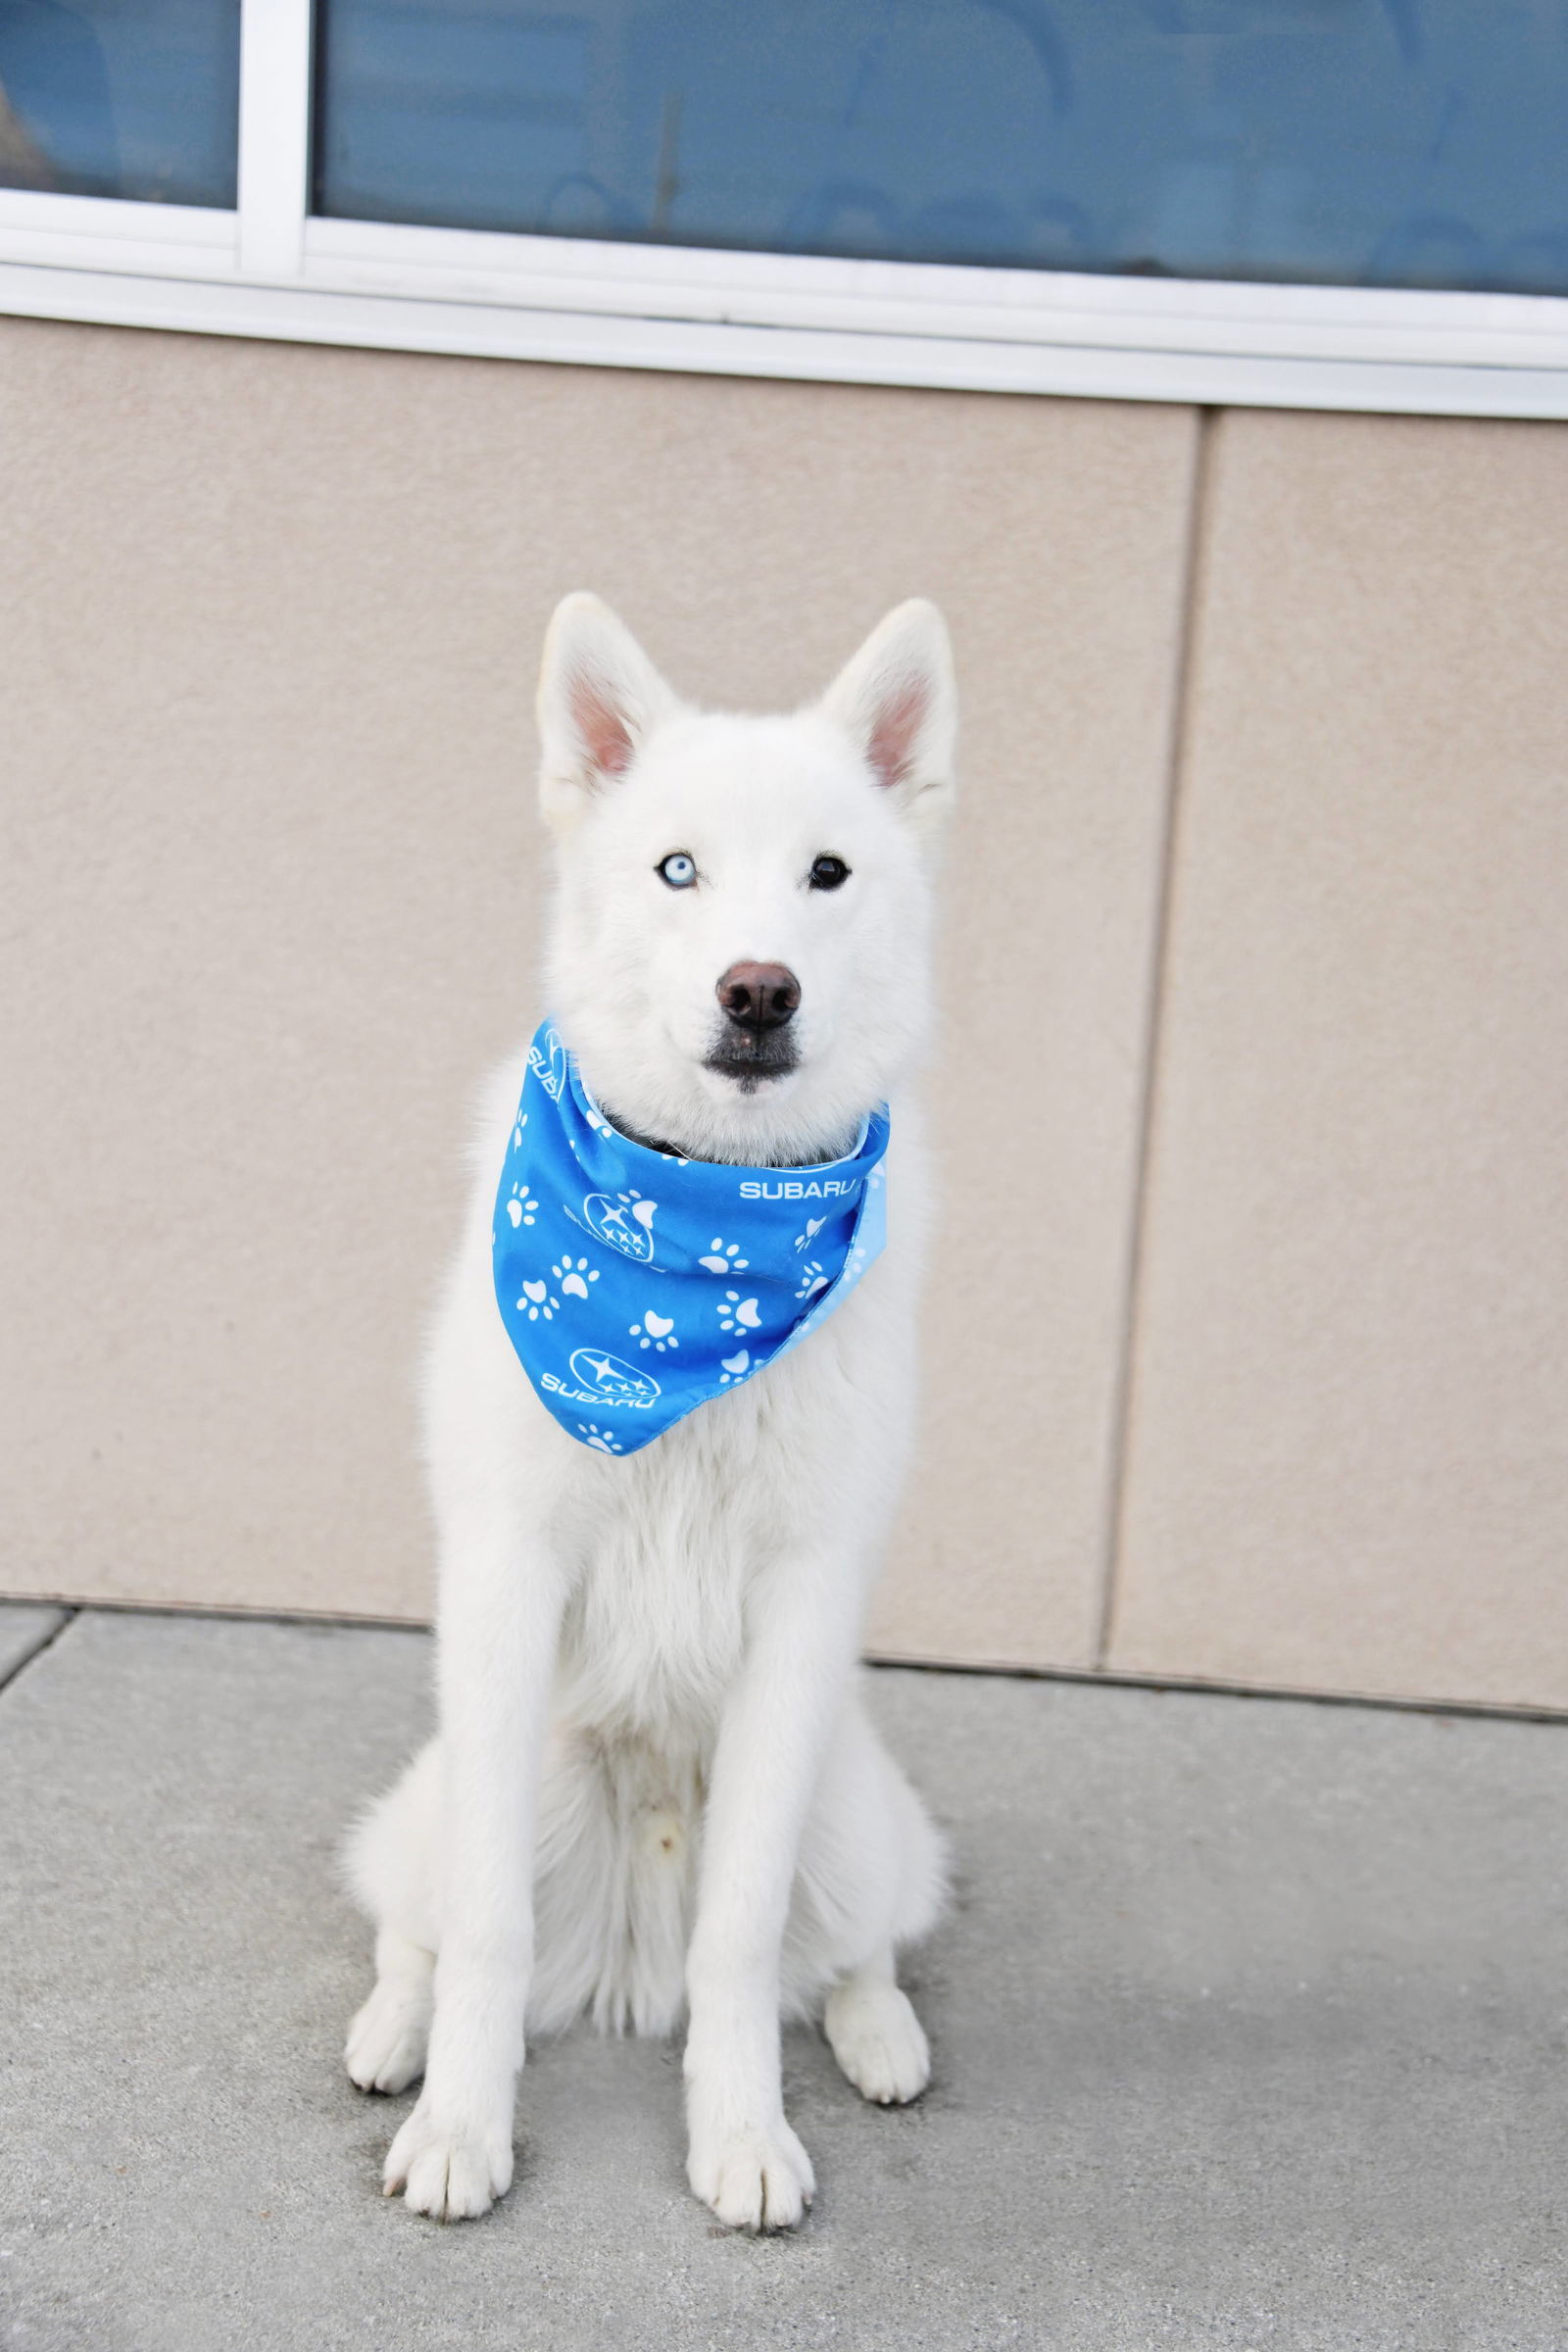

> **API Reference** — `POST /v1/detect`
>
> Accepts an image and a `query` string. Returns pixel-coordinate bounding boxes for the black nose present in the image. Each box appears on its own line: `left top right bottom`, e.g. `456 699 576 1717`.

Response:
716 961 801 1032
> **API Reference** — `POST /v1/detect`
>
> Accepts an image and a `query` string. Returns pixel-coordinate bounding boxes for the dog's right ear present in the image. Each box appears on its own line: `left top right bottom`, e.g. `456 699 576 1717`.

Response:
537 593 681 830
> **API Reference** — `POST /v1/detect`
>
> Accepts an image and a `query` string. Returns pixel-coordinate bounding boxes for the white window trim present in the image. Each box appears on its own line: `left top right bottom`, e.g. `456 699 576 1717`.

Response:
1 0 1566 418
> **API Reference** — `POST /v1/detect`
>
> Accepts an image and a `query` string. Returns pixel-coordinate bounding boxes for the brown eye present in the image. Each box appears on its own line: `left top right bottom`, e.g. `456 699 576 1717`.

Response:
808 856 850 891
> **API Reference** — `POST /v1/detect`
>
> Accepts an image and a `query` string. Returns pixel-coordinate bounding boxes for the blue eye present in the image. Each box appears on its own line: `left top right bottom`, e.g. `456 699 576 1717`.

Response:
658 853 698 889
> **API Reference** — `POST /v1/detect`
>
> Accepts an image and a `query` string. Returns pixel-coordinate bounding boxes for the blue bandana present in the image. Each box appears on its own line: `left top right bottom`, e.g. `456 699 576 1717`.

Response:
492 1023 889 1455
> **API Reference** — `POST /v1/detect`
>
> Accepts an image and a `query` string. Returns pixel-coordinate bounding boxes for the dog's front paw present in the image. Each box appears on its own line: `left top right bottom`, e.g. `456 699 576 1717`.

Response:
687 2120 815 2232
382 2097 514 2221
823 1978 930 2105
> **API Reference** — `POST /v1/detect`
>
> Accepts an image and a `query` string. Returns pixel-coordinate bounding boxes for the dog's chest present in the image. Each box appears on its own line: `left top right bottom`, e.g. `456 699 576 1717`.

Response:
555 1383 783 1739
540 1274 903 1742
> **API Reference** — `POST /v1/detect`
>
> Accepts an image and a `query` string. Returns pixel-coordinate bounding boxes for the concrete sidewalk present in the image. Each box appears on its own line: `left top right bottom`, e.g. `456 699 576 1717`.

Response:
1 1606 1565 2352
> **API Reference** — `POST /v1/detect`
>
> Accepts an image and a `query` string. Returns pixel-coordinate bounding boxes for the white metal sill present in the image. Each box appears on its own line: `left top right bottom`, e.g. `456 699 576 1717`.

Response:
0 189 234 280
2 197 1566 417
0 0 1564 421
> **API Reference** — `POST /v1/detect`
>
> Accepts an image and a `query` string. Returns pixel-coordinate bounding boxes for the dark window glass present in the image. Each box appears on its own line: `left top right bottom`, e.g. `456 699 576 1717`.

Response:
315 0 1568 297
0 0 240 207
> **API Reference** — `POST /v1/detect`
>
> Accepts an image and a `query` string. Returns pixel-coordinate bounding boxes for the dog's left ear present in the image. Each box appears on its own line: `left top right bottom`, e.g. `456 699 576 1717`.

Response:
820 600 956 837
537 592 682 830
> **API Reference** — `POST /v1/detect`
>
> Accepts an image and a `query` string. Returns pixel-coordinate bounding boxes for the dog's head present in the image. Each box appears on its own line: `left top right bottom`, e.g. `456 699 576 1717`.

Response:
536 595 956 1165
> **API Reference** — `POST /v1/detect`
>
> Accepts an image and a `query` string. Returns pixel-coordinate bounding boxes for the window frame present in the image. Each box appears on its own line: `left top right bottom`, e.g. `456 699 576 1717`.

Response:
0 0 1565 417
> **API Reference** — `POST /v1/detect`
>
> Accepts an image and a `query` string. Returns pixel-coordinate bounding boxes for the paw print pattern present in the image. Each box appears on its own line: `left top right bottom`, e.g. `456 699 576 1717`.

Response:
577 1422 624 1454
515 1278 560 1321
506 1182 537 1228
718 1291 761 1335
512 1112 527 1151
795 1259 829 1301
793 1215 826 1255
699 1237 750 1273
718 1348 751 1386
628 1309 678 1353
553 1256 598 1300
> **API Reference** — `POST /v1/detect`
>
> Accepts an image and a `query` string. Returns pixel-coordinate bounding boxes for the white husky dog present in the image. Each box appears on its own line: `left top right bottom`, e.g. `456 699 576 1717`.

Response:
343 592 956 2231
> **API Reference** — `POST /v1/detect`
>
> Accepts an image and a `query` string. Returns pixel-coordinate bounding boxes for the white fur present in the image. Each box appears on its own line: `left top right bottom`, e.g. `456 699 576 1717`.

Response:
343 596 956 2231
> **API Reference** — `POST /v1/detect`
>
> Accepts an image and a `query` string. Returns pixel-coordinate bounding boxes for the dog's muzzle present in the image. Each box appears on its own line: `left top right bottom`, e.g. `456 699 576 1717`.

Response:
706 960 800 1085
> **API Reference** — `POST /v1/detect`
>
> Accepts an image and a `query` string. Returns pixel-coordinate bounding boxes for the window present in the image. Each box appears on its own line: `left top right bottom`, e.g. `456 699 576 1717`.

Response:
0 0 240 208
0 0 1565 418
316 1 1568 297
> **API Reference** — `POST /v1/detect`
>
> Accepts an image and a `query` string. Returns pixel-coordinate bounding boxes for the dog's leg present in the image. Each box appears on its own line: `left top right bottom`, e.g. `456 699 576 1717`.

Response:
682 1554 858 2232
823 1949 931 2106
346 1928 436 2094
380 1511 565 2223
344 1738 441 2091
789 1697 943 2104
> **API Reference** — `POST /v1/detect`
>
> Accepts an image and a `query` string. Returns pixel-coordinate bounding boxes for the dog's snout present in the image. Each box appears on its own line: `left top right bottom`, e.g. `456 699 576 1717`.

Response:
716 961 801 1032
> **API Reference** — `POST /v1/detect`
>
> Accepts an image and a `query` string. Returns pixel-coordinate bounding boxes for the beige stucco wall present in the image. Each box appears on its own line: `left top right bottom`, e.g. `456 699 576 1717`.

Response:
2 315 1564 1708
0 316 1192 1663
1107 409 1568 1710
